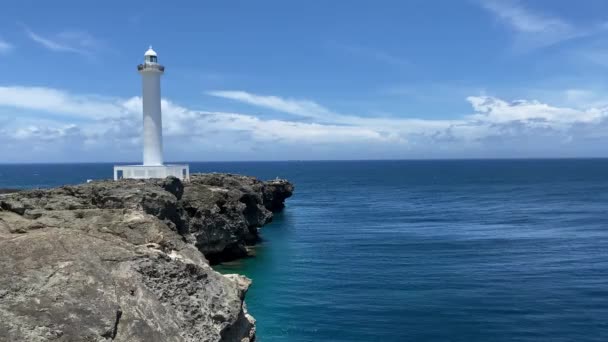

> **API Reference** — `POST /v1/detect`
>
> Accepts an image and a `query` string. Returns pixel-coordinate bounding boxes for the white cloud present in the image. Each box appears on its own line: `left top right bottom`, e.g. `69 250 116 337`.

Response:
478 0 607 50
207 90 341 121
24 27 102 55
203 89 608 152
0 86 129 119
466 96 605 124
0 87 394 161
207 90 455 135
206 90 457 137
0 38 13 54
161 98 389 144
1 85 608 161
9 124 80 141
480 0 572 34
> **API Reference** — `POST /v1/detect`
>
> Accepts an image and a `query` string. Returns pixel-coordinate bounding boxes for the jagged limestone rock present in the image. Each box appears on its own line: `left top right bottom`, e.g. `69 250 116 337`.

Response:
0 173 293 342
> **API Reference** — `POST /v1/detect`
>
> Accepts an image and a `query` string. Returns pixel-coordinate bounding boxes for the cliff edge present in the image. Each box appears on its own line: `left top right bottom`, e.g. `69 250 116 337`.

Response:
0 173 293 342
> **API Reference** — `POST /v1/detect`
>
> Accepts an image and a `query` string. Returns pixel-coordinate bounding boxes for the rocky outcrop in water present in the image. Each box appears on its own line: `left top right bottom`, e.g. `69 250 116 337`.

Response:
0 173 293 342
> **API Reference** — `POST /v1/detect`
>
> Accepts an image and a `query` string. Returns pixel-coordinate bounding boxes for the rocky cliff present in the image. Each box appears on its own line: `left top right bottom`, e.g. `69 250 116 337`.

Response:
0 173 293 342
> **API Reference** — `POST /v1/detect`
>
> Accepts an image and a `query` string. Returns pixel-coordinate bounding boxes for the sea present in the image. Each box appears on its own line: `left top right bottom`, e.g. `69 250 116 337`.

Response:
1 159 607 341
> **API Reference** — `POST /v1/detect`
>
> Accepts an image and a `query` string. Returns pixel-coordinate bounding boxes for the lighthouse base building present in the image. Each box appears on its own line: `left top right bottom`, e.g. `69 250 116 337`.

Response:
114 47 189 181
113 164 189 181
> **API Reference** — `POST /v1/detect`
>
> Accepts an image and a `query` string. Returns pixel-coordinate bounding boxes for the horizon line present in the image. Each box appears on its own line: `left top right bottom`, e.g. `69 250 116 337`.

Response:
2 157 608 165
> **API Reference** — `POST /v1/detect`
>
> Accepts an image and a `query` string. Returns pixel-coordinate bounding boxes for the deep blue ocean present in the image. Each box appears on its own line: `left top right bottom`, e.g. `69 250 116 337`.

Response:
2 160 608 341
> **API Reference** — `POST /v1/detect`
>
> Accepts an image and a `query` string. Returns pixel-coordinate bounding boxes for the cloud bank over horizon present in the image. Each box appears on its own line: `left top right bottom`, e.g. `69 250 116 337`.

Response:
1 85 607 163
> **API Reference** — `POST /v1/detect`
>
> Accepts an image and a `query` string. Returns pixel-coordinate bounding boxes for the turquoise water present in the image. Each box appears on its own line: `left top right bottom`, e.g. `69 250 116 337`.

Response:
2 160 608 341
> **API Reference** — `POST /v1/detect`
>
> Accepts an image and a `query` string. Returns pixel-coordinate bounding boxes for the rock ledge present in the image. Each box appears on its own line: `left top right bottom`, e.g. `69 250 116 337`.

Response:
0 173 293 342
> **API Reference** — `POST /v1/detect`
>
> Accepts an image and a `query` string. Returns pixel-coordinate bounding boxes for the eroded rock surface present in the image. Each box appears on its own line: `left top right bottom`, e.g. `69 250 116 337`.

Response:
0 173 293 342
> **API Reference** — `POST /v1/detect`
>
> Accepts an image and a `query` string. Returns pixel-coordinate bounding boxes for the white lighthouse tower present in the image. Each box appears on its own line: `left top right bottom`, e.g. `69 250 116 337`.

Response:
113 47 189 181
141 46 164 166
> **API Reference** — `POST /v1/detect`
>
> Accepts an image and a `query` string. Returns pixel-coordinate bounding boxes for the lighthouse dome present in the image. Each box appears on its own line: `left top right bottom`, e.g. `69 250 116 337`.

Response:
143 46 158 64
144 46 157 57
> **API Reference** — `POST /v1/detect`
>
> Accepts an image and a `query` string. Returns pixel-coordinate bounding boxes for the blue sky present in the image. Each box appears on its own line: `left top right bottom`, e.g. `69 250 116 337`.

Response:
2 0 608 162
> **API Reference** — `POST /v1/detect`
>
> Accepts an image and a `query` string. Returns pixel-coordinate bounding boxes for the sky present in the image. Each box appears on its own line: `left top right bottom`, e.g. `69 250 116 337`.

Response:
2 0 608 162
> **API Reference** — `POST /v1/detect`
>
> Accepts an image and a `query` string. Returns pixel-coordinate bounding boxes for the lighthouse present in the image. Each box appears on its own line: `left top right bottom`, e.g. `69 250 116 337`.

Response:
140 46 164 166
113 47 189 181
